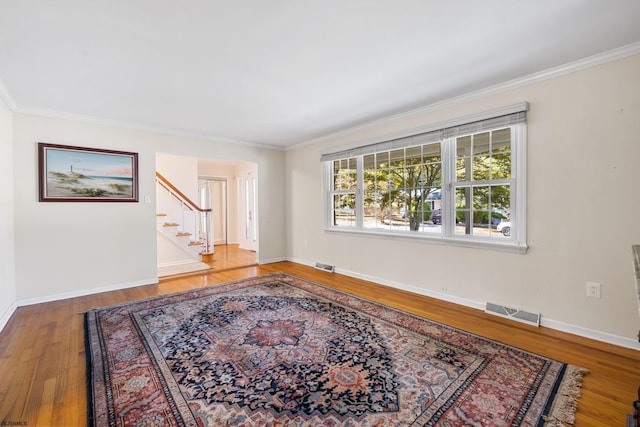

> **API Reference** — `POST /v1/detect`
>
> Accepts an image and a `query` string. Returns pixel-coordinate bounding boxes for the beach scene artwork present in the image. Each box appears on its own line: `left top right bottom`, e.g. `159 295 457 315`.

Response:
41 145 137 201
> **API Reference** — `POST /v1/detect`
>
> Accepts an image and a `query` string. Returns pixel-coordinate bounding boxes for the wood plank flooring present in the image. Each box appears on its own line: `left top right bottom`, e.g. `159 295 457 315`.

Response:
1 257 639 426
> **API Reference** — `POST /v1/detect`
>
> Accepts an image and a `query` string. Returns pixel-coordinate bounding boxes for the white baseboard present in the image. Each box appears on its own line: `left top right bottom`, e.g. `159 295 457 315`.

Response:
158 259 200 268
258 256 287 265
287 257 640 351
541 318 640 351
16 277 159 308
0 302 18 334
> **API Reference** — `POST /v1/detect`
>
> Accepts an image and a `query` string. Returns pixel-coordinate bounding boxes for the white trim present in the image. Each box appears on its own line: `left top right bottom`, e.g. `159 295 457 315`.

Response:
287 257 640 350
16 277 158 308
337 265 485 312
0 302 18 334
258 256 287 265
322 117 528 253
13 106 284 152
323 227 528 254
290 41 640 151
289 256 486 311
3 42 638 152
157 259 202 268
541 318 640 352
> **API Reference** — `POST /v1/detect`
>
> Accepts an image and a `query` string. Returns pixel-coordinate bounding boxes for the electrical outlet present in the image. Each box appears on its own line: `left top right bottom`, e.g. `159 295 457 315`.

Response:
586 282 601 298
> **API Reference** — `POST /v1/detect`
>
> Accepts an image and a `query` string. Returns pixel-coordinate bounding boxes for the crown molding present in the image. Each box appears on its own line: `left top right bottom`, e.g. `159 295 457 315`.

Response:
0 74 282 149
288 41 640 151
3 41 639 152
15 106 285 151
8 103 284 151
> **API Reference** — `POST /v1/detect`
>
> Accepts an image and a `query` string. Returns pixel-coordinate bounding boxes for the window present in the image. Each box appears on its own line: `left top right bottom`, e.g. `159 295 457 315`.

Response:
322 104 527 252
329 158 358 227
360 143 442 233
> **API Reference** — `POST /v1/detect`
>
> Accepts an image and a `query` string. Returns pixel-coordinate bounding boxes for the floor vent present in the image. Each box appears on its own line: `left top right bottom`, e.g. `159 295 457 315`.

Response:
485 302 540 327
314 262 335 273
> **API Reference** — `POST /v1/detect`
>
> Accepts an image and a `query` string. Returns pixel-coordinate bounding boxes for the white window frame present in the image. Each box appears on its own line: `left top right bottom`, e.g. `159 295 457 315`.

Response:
322 104 528 254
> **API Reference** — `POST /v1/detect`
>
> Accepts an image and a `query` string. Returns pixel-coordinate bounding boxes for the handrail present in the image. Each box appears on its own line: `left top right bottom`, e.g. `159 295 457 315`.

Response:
156 171 213 255
155 172 212 213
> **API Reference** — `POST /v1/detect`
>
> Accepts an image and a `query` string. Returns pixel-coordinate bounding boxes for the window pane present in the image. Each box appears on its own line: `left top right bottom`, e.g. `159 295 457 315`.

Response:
333 194 356 227
457 136 472 156
363 154 375 169
405 164 421 190
390 149 404 167
472 133 491 181
390 165 403 190
405 146 421 164
491 152 511 179
456 157 469 182
333 158 357 191
423 143 441 163
456 136 471 182
376 151 389 168
492 128 511 151
363 190 378 229
473 186 490 226
474 132 490 154
490 184 510 213
455 187 471 235
490 184 511 238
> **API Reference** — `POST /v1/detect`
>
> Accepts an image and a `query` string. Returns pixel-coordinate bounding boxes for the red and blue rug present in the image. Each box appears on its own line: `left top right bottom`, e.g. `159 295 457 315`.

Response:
85 273 587 426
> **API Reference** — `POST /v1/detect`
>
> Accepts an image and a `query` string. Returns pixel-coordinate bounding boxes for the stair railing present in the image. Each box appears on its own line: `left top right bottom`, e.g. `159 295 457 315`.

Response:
155 172 213 255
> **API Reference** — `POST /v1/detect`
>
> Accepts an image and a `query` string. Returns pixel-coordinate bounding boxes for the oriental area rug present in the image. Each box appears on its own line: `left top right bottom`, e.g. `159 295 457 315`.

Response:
85 273 588 426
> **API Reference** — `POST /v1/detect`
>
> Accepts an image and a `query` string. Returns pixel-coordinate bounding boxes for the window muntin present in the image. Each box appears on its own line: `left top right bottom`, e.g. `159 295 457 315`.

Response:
330 158 357 227
361 144 442 233
454 128 512 239
324 111 525 251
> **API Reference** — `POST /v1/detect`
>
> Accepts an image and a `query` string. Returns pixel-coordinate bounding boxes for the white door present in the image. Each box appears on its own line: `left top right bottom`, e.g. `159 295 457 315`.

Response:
239 169 257 251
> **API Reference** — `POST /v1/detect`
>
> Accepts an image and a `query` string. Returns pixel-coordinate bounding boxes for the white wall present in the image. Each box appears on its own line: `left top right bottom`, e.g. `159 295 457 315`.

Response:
286 53 640 347
12 114 286 303
156 153 199 202
0 95 16 328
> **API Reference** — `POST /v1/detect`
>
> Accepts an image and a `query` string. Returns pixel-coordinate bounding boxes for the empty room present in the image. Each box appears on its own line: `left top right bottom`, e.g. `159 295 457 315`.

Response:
1 2 640 426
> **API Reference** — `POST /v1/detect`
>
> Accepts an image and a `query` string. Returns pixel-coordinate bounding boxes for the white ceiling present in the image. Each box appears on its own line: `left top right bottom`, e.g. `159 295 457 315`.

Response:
1 1 639 149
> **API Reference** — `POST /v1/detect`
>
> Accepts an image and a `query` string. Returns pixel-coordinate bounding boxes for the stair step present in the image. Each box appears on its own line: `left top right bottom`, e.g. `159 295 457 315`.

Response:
156 213 167 217
188 241 204 246
162 222 179 227
176 232 191 237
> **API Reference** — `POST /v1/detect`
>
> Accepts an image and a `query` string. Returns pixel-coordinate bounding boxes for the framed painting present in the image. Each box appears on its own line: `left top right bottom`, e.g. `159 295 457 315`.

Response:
38 143 139 202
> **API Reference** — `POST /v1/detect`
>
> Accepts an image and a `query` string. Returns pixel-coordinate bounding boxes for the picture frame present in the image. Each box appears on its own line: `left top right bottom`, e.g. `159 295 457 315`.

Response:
38 143 139 202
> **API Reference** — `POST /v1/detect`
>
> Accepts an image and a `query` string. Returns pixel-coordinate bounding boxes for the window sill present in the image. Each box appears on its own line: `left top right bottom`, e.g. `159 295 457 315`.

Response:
323 227 528 254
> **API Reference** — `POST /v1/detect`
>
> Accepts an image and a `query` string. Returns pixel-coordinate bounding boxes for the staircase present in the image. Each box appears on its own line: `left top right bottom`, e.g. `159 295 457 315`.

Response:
156 172 214 264
156 213 207 260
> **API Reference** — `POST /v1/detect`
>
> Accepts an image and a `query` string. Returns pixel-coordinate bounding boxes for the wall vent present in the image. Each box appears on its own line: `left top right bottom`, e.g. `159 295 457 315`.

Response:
314 262 335 273
485 302 540 327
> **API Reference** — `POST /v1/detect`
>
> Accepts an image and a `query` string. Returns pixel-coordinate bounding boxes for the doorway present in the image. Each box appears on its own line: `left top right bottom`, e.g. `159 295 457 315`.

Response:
198 177 228 246
239 167 257 252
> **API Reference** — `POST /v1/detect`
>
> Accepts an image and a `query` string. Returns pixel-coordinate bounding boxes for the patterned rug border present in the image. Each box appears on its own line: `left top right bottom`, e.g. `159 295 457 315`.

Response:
85 272 589 426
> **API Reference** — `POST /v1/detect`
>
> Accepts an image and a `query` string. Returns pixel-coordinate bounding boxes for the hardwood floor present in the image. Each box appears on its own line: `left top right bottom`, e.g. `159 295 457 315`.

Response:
204 243 257 271
1 260 639 426
157 244 257 279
